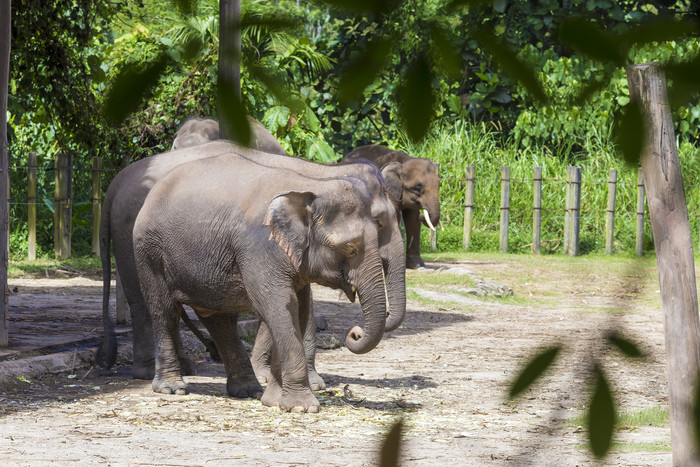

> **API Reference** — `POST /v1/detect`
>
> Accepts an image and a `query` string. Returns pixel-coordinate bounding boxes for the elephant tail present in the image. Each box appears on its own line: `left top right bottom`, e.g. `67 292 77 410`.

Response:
95 195 117 369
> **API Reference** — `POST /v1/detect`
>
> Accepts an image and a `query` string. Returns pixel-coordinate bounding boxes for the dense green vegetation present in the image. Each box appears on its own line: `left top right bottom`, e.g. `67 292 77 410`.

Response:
6 0 700 257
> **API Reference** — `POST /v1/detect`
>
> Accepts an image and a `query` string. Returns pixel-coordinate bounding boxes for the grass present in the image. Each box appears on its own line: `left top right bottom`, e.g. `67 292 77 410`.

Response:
569 405 669 430
8 255 104 277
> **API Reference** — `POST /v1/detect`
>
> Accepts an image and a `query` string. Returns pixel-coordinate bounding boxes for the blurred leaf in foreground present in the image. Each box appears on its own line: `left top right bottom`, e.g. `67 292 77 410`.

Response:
396 54 435 142
588 363 616 459
380 419 403 467
508 345 562 399
613 100 645 166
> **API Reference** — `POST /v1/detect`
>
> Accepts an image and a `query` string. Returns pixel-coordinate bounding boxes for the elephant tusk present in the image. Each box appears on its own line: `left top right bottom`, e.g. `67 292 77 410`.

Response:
422 209 436 231
439 220 444 231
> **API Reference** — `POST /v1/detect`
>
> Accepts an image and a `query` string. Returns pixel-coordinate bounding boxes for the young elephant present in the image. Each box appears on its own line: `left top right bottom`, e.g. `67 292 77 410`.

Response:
133 155 389 412
343 144 440 269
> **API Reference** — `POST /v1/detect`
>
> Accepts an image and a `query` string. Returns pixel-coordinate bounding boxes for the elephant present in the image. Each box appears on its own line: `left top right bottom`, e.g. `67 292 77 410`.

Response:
248 158 405 391
133 154 389 412
96 140 406 389
343 144 440 269
171 116 287 156
96 116 287 379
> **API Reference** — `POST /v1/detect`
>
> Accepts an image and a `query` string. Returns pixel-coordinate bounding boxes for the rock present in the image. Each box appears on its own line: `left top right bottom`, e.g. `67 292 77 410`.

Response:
316 333 342 350
314 314 328 331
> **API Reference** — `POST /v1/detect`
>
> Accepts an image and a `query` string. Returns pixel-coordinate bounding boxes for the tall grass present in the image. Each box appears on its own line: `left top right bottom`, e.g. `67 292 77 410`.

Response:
396 120 700 256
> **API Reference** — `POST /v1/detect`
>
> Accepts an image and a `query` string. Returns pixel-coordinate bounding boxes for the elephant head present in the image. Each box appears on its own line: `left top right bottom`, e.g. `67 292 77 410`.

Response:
172 117 287 156
264 180 387 354
382 158 440 231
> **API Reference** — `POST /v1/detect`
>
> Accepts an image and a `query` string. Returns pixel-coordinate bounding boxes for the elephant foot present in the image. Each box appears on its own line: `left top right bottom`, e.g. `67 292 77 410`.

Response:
132 363 155 380
252 363 273 385
227 377 263 399
308 369 326 392
406 255 425 269
152 375 188 395
260 380 320 413
179 357 196 376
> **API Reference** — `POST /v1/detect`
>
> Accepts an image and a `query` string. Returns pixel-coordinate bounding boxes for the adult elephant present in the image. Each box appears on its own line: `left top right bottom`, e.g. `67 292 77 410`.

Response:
133 154 388 413
343 144 440 269
172 116 287 156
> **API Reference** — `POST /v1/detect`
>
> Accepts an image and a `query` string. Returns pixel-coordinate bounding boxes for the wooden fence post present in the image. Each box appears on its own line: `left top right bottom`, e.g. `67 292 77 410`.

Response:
564 166 572 253
605 169 617 255
627 61 700 465
27 152 37 260
636 167 645 256
0 0 9 347
532 167 542 254
569 167 581 256
462 166 475 250
499 166 510 253
53 153 72 259
92 156 102 256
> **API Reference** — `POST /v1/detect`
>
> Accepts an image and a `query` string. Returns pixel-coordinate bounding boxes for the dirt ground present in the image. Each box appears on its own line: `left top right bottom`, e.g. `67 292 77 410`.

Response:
0 255 673 466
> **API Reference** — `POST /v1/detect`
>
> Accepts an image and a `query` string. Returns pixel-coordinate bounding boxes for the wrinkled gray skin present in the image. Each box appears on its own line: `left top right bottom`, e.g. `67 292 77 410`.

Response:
344 145 440 269
133 154 388 412
95 117 286 379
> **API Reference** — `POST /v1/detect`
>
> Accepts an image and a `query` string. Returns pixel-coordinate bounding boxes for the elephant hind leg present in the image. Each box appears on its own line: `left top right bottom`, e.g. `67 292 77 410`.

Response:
198 312 262 399
403 208 425 269
151 300 188 395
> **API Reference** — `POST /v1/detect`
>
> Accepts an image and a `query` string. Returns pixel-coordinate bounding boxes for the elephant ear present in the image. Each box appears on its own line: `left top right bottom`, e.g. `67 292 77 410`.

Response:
264 191 316 269
381 162 404 204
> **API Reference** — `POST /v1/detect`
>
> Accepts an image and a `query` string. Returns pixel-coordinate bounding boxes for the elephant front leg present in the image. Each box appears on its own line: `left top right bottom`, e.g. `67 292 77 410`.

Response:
198 312 262 399
257 292 319 413
299 285 325 391
403 208 425 269
252 285 325 391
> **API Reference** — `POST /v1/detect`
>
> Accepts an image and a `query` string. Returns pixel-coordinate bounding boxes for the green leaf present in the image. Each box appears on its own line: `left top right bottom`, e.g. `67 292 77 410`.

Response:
508 345 562 399
446 0 491 11
262 106 291 133
492 0 507 13
379 420 403 467
607 331 645 359
428 22 462 78
103 54 169 124
620 19 698 48
217 81 251 147
559 18 623 64
588 364 616 459
338 36 394 104
397 55 435 142
474 29 546 103
306 139 336 164
613 101 644 166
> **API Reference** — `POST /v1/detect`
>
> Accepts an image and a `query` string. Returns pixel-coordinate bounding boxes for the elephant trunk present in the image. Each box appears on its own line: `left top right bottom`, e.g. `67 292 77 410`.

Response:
383 231 407 332
344 249 387 354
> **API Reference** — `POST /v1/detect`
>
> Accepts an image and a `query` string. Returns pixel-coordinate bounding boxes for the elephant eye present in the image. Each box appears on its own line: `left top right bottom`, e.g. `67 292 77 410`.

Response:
413 184 424 194
374 216 384 230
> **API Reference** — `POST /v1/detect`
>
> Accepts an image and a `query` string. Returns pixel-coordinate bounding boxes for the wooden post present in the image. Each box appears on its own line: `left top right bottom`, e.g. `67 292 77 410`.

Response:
499 166 510 253
462 166 475 250
54 153 72 259
532 167 542 254
92 156 102 256
636 167 645 256
0 0 9 347
627 61 700 465
569 167 581 256
563 166 572 253
605 169 617 255
27 152 37 260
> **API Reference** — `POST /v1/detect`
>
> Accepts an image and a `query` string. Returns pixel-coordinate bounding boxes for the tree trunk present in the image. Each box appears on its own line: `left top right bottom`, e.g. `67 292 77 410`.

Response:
627 61 700 466
0 0 11 347
218 0 241 140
